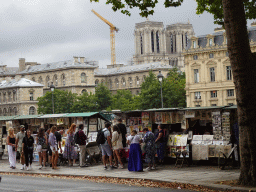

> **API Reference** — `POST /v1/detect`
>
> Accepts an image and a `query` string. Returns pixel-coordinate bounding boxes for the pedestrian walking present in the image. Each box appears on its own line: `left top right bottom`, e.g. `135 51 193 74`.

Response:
63 123 77 166
55 129 63 167
127 130 143 172
45 128 52 167
22 130 34 171
99 122 114 170
112 125 124 168
7 128 16 169
48 126 58 169
36 128 47 169
143 128 156 170
117 119 127 148
155 124 165 165
76 124 88 167
16 125 25 170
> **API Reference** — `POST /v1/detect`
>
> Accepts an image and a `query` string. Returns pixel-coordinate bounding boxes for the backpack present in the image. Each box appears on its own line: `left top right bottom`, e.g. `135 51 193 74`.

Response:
74 131 80 145
96 129 106 145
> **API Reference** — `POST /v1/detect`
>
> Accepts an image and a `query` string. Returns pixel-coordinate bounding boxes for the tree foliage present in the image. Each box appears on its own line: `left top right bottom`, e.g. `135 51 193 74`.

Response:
110 89 137 111
72 92 98 112
95 83 112 110
37 89 77 114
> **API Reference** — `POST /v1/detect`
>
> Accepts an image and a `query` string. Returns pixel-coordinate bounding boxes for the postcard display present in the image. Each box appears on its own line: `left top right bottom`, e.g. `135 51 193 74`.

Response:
168 134 189 158
87 118 98 142
191 111 232 160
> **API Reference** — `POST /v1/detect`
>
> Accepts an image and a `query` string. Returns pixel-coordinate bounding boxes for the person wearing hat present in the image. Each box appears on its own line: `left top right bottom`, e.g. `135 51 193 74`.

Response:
16 125 26 170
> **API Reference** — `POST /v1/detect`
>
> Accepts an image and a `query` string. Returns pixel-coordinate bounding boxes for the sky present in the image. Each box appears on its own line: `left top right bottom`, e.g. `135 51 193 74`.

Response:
0 0 252 69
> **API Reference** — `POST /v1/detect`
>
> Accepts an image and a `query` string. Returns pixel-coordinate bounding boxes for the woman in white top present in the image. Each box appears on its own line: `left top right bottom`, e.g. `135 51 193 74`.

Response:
112 125 124 168
127 130 143 172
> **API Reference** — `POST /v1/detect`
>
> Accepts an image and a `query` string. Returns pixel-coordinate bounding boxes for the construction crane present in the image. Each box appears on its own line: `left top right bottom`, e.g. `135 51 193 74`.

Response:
92 9 119 65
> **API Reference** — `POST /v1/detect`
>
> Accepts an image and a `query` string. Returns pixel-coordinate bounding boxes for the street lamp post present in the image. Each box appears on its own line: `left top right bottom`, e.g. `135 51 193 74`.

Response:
157 70 164 108
50 83 55 114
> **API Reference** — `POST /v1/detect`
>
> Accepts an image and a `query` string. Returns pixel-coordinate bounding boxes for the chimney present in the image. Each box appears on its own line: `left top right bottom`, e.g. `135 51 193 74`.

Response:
80 57 85 63
73 56 79 63
19 58 26 72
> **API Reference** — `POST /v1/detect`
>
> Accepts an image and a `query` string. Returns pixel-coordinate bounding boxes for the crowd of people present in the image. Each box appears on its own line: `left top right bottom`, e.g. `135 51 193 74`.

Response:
6 120 166 172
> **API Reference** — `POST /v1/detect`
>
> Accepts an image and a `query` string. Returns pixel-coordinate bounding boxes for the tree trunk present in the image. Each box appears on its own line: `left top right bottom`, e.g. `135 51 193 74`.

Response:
222 0 256 186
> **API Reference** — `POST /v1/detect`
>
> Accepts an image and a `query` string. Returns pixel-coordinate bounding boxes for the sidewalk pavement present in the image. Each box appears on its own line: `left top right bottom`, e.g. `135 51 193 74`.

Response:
0 156 255 192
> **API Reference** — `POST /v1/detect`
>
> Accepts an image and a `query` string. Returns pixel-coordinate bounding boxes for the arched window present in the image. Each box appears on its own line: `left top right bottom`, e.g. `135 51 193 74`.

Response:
81 89 87 94
121 77 126 88
3 108 7 116
156 31 160 53
128 77 133 87
32 77 35 82
136 90 140 95
53 74 58 86
13 90 16 102
151 31 154 53
140 33 143 55
13 107 17 115
3 92 6 103
8 91 12 102
95 79 99 86
170 34 173 53
136 76 140 87
46 76 50 87
61 74 65 86
38 76 43 84
29 106 36 115
81 73 87 83
115 78 119 88
9 107 12 116
109 79 112 89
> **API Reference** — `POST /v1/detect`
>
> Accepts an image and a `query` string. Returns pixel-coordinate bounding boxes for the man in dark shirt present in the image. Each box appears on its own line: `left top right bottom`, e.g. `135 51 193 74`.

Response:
117 119 127 148
78 124 87 167
54 129 63 167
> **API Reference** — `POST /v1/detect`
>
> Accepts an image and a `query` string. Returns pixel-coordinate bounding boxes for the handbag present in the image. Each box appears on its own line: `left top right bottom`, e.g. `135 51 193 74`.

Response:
112 134 120 147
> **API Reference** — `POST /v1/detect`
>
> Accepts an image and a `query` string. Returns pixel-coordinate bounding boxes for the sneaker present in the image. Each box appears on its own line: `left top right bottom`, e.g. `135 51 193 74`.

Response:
20 165 24 170
12 167 16 169
39 165 43 170
27 167 29 171
146 167 151 171
104 166 107 170
118 165 124 169
151 166 156 170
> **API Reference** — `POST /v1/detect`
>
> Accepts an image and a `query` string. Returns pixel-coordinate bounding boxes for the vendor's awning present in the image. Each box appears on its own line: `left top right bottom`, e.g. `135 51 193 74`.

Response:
65 112 98 117
224 105 237 109
144 108 180 112
13 115 42 120
182 106 225 110
38 114 67 118
0 116 17 121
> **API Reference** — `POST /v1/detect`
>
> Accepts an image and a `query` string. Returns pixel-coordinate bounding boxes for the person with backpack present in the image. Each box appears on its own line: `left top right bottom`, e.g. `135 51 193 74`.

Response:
97 122 114 170
75 124 87 167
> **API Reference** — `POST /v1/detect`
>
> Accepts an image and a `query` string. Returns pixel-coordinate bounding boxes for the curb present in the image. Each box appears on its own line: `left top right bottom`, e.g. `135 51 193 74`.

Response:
0 171 255 192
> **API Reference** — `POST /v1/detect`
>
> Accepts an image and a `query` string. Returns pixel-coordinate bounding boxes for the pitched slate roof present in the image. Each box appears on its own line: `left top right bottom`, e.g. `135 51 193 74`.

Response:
0 78 44 89
94 62 173 76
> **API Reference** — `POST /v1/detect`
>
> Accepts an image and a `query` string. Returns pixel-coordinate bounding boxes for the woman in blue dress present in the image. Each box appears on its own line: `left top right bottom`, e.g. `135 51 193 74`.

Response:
143 128 156 170
155 124 165 165
127 130 143 172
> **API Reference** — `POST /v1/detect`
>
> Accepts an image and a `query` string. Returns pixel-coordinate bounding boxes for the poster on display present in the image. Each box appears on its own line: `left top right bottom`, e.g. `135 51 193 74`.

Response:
84 118 88 126
52 118 57 125
130 118 134 126
176 111 184 123
185 111 195 118
77 117 83 125
142 112 150 124
35 118 41 125
89 124 97 132
161 112 168 124
134 118 138 125
57 118 64 125
6 121 12 130
89 118 97 125
188 131 193 140
171 112 177 124
87 132 98 142
155 112 162 124
129 126 134 133
40 122 44 128
71 117 76 124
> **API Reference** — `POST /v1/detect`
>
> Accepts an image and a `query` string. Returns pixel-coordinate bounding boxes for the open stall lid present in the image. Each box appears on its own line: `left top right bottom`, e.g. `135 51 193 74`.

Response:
38 114 68 118
65 112 109 122
13 115 42 120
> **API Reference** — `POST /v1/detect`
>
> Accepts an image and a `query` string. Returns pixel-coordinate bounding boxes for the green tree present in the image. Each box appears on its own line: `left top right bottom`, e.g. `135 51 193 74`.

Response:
72 92 98 112
93 0 256 185
163 68 186 108
95 83 112 110
37 89 77 114
110 89 137 111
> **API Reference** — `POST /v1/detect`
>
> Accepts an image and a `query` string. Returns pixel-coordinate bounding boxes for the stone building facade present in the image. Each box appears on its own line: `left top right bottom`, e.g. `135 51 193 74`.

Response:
133 20 194 71
183 23 256 107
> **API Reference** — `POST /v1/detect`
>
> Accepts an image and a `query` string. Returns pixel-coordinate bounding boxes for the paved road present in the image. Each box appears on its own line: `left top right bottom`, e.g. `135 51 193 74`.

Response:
0 175 194 192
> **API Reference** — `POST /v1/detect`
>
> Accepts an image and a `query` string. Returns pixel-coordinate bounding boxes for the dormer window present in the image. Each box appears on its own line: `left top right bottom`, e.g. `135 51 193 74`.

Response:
193 41 196 48
209 39 213 46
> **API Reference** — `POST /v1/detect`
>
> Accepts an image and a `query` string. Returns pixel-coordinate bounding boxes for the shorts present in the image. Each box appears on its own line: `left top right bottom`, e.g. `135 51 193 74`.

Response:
50 145 58 154
101 144 112 156
37 145 47 153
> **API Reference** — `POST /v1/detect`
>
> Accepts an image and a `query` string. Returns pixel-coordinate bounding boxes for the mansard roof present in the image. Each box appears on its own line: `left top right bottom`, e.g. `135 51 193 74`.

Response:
94 62 173 76
0 78 44 89
19 59 98 74
0 66 19 75
187 25 256 49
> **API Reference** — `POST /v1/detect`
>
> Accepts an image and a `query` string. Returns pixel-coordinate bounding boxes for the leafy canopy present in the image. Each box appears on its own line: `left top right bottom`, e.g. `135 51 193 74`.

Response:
91 0 256 25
